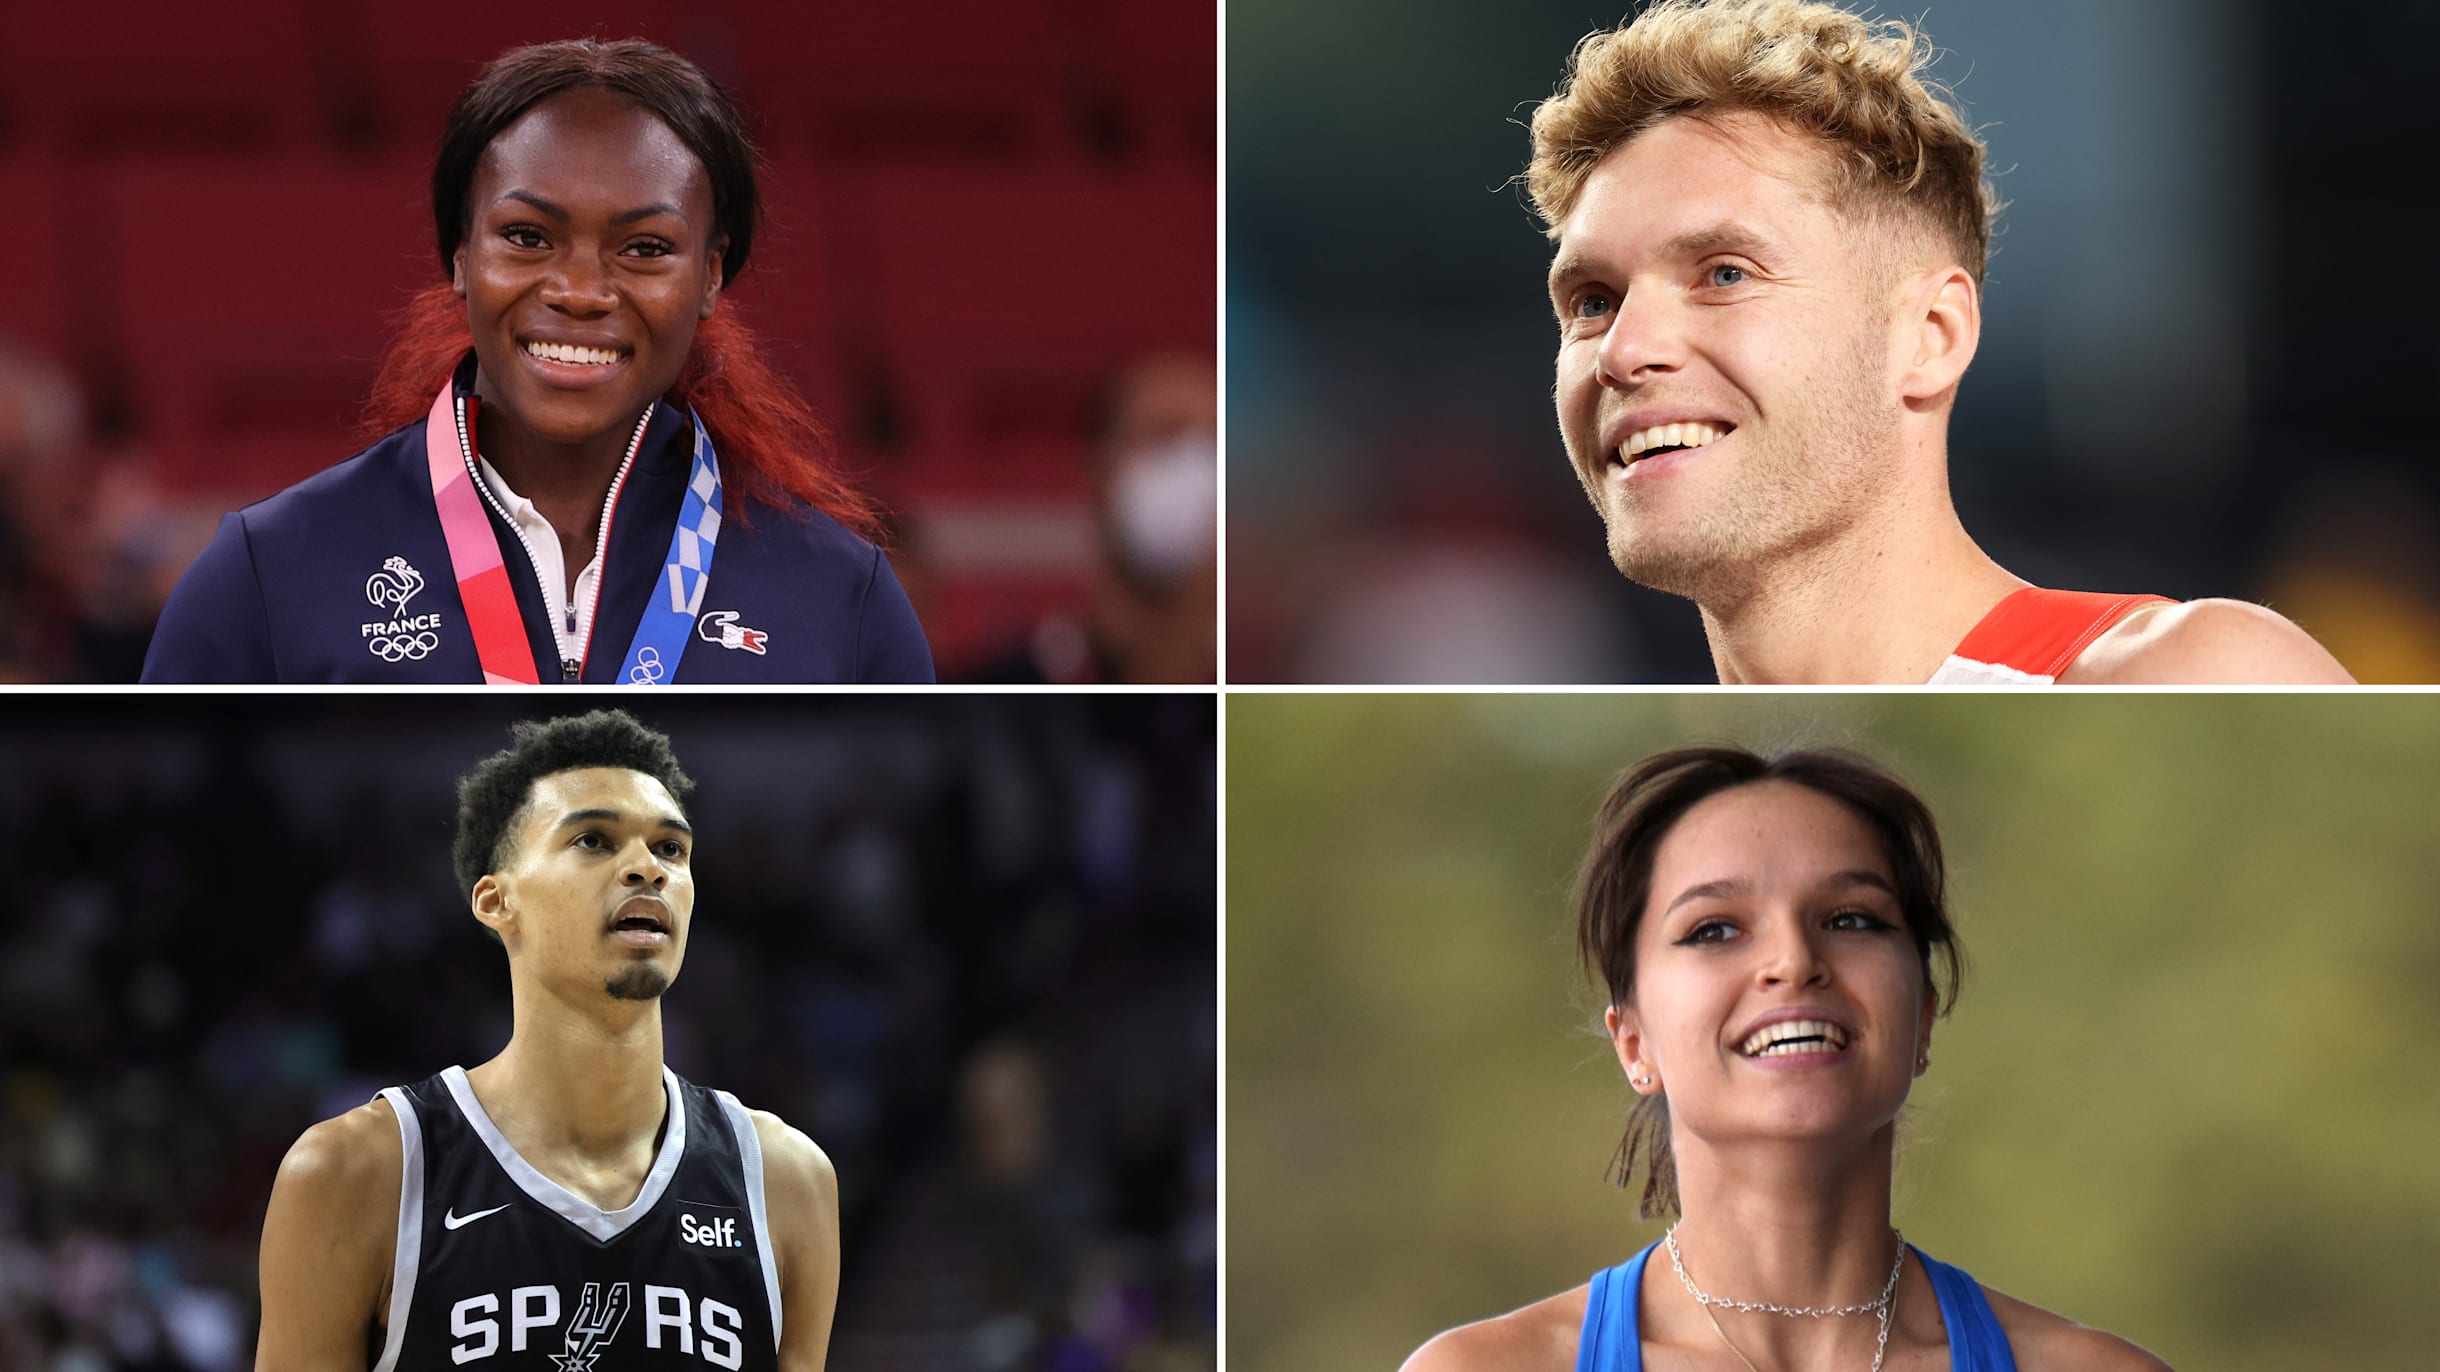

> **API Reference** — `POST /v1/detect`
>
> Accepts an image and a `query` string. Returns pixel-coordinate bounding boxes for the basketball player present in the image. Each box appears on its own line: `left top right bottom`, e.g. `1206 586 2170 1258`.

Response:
254 710 838 1371
1531 0 2354 683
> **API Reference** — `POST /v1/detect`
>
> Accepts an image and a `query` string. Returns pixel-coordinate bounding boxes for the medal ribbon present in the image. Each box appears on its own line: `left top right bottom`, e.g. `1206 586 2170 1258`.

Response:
620 410 723 685
423 378 724 686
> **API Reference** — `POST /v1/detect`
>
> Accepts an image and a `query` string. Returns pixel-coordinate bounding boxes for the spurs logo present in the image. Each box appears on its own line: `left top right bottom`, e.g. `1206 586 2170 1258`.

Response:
551 1282 630 1372
364 556 426 614
628 646 668 684
697 610 769 655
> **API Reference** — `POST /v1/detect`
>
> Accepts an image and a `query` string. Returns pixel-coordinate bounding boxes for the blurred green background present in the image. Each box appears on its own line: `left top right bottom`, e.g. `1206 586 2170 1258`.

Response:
1227 694 2440 1370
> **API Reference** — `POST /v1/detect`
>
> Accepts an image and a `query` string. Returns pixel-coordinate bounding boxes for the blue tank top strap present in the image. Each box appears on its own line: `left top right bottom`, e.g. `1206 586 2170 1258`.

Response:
1575 1242 1656 1372
1574 1242 2014 1372
1914 1246 2018 1372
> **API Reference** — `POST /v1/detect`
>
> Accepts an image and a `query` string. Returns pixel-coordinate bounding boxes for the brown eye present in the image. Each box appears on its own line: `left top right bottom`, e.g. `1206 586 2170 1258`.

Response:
1677 919 1735 946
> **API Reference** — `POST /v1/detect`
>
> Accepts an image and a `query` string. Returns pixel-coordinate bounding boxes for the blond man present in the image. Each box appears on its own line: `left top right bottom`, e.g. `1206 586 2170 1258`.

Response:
1534 0 2351 683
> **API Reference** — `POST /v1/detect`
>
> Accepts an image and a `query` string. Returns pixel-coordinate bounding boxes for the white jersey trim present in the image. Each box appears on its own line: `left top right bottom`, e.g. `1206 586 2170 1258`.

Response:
439 1063 687 1242
716 1090 786 1350
370 1086 424 1372
1923 654 2057 686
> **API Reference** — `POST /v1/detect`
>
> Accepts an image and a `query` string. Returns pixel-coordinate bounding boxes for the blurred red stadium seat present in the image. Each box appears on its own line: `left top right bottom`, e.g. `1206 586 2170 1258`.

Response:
725 157 847 427
2 1 326 155
350 0 739 154
98 156 433 497
815 162 1214 666
0 153 72 359
728 1 1075 163
1078 0 1217 164
823 162 1213 484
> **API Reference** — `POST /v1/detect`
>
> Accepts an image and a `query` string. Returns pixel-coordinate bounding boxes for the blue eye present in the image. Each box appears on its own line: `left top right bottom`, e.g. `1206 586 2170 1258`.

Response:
1576 291 1614 319
1706 263 1748 288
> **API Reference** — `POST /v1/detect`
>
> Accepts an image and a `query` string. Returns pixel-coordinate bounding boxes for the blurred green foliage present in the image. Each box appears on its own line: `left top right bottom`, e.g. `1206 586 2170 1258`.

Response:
1227 695 2440 1370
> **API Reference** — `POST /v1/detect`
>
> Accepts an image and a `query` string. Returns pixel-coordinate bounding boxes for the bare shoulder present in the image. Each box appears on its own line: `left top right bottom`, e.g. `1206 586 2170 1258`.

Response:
2065 598 2354 684
1401 1286 1586 1372
257 1096 404 1371
273 1095 403 1212
1983 1285 2174 1372
746 1108 840 1213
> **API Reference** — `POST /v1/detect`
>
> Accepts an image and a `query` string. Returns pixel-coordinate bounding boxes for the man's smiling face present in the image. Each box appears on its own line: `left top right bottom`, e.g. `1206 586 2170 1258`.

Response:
1550 111 1910 604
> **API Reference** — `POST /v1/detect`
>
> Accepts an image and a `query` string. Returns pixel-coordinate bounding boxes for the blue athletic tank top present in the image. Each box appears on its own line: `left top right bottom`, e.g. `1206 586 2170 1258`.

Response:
1574 1243 2016 1371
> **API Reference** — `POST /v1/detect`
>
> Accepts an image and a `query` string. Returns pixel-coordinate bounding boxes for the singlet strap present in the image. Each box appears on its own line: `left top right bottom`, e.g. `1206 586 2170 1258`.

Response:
1916 1247 2019 1372
1575 1243 1656 1372
1930 587 2175 684
1572 1243 2016 1372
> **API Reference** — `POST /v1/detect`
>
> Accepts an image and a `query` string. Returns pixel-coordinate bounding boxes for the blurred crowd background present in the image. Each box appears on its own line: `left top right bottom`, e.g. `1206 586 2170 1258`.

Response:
1228 693 2440 1370
0 695 1216 1372
0 0 1216 682
1228 0 2440 681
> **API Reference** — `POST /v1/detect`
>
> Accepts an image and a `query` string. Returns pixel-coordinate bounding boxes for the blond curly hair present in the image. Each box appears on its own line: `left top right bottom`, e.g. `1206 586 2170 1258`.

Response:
1527 0 1998 286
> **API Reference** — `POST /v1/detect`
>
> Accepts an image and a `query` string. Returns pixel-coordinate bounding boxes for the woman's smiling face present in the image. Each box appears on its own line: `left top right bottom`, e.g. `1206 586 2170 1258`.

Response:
1611 779 1934 1149
453 86 724 449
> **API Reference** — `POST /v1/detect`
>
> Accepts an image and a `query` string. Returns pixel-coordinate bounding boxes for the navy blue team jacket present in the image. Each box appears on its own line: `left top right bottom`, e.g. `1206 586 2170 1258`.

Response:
141 399 933 684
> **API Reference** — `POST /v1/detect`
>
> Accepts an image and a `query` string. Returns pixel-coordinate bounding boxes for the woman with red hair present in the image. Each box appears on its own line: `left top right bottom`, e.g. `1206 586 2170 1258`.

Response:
143 39 930 683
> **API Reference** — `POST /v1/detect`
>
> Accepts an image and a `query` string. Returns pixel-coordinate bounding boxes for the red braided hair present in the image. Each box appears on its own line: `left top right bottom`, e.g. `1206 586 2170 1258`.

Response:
359 284 883 542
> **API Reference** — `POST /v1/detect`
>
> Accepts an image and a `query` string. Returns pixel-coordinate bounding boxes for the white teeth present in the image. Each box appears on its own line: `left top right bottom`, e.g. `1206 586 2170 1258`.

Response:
1622 421 1728 460
1738 1018 1848 1056
524 340 624 366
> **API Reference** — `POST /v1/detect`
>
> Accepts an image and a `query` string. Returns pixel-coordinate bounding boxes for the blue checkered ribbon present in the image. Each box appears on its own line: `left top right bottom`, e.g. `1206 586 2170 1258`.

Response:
620 410 723 685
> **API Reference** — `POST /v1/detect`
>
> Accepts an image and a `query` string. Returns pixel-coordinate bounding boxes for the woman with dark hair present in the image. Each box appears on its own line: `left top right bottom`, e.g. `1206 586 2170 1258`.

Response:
142 39 931 684
1404 747 2168 1372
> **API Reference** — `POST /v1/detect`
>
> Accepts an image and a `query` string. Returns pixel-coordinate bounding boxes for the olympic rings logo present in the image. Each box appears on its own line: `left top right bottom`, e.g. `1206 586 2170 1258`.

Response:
628 647 667 684
370 631 440 662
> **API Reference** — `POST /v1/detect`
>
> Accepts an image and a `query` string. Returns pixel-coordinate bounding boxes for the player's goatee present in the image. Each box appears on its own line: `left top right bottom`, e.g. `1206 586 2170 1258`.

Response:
606 966 670 1001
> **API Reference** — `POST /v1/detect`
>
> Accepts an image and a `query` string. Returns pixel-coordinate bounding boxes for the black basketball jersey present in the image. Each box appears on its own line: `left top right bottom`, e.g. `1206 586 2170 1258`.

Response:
369 1065 782 1372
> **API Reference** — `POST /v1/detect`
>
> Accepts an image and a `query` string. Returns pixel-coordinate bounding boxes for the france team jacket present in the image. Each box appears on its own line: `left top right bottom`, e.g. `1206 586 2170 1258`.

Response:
141 403 933 684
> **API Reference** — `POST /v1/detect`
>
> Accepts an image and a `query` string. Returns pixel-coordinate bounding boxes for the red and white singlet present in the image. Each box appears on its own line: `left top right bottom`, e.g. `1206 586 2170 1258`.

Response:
1926 588 2175 685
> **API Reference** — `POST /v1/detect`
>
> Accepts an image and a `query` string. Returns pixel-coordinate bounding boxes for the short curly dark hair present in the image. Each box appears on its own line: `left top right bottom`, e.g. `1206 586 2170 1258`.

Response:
451 710 697 901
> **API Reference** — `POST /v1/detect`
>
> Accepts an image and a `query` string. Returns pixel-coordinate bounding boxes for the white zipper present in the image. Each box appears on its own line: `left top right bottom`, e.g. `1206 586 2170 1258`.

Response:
456 397 654 682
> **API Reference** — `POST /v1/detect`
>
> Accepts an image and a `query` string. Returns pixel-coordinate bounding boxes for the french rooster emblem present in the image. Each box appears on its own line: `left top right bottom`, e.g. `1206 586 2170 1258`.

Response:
364 556 427 614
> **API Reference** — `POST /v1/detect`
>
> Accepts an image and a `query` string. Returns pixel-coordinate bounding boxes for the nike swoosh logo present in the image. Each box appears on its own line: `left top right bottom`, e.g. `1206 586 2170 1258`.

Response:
444 1204 512 1230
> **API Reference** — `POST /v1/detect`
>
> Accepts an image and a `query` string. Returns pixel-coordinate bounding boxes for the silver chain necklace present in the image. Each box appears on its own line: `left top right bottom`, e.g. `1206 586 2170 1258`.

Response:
1664 1225 1905 1372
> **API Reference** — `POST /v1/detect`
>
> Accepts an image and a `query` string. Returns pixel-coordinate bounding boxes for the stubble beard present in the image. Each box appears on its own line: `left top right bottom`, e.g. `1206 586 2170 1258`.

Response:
605 965 671 1001
1590 333 1899 612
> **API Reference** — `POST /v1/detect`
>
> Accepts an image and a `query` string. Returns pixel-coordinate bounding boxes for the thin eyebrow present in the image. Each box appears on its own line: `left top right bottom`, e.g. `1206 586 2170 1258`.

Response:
1548 221 1785 300
555 807 693 836
1662 869 1897 915
1663 877 1748 915
501 189 569 221
1822 870 1898 899
1660 221 1783 263
1548 249 1597 297
612 201 686 226
497 192 684 228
